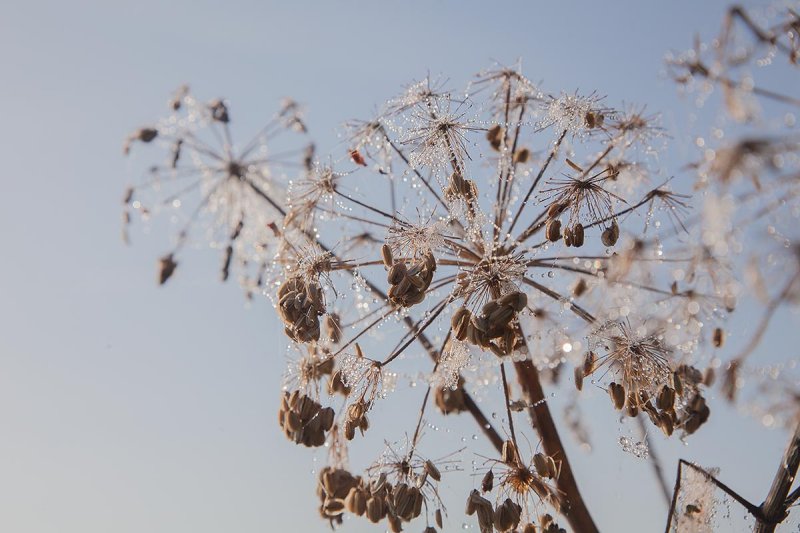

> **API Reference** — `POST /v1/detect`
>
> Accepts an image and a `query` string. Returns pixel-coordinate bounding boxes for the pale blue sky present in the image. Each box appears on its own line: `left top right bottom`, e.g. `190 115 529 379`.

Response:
0 1 797 532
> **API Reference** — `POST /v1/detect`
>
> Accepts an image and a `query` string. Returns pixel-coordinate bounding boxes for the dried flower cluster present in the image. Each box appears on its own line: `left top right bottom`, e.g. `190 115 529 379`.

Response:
124 6 800 529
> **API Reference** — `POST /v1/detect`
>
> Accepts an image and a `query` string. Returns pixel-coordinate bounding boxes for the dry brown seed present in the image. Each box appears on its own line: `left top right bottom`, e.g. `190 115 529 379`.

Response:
513 147 531 164
547 202 565 218
481 469 494 492
572 277 588 298
501 440 518 464
366 496 386 523
583 351 597 374
601 220 619 246
435 508 443 528
323 498 345 516
659 411 674 437
533 453 550 478
546 219 562 242
487 124 504 145
388 513 403 533
493 498 522 532
465 489 479 516
672 371 684 396
563 226 573 247
703 367 716 387
712 327 725 348
387 263 407 284
657 385 675 411
522 524 537 533
424 460 441 482
609 382 625 410
423 528 437 533
158 254 177 285
572 223 585 247
574 366 584 391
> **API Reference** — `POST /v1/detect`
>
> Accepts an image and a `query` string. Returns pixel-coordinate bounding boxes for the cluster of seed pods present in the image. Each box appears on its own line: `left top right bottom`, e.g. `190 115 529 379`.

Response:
382 245 437 308
277 277 326 343
278 390 335 447
451 291 527 356
316 464 445 532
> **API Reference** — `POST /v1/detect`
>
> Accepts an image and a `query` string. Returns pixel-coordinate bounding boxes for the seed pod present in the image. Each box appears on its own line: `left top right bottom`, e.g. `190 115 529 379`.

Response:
609 382 625 410
572 277 588 297
481 469 494 492
657 385 675 411
583 351 597 374
501 440 518 464
563 226 573 247
487 124 504 144
659 411 674 437
547 202 565 218
424 460 441 482
499 291 528 312
158 254 178 285
574 366 584 391
533 453 551 478
435 508 443 528
513 147 531 164
572 223 585 247
381 244 393 267
545 219 562 242
388 263 408 285
523 524 537 533
345 487 366 516
451 307 471 341
703 367 716 387
712 327 725 348
465 489 479 516
601 220 619 247
387 514 402 533
672 371 684 396
366 496 386 523
493 498 522 532
323 498 345 516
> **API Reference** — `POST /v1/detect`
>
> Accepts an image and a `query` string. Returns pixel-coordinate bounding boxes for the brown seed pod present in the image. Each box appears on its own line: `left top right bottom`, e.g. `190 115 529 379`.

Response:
513 147 531 164
609 382 625 410
572 277 588 297
601 220 619 247
656 385 675 411
712 327 725 348
703 367 716 387
481 469 494 492
493 498 522 532
533 453 552 478
381 244 393 268
583 351 597 374
158 253 177 285
672 371 684 396
501 440 518 464
435 508 443 528
659 411 674 437
547 202 565 218
487 124 505 150
572 223 585 247
546 219 562 242
574 366 584 391
424 460 441 482
324 314 342 344
563 226 573 247
366 496 386 523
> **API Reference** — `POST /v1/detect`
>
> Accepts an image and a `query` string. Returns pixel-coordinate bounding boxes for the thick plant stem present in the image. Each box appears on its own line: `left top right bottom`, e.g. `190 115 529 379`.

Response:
755 419 800 532
513 359 599 533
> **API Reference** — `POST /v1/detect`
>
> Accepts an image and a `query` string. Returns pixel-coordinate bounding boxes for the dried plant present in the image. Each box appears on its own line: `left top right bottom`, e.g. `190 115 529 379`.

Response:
122 86 308 294
665 4 800 531
122 6 800 531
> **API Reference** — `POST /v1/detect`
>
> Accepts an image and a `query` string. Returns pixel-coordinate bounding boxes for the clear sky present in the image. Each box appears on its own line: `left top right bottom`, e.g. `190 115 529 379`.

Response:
1 1 798 532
